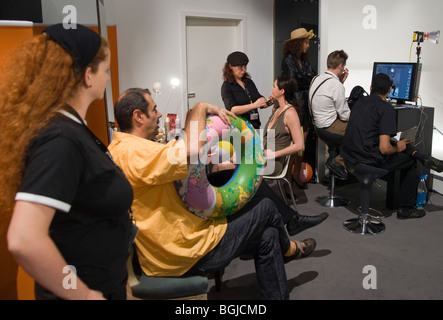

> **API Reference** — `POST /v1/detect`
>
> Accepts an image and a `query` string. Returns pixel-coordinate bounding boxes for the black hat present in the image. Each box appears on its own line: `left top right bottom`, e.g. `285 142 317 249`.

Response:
43 23 102 70
227 51 249 67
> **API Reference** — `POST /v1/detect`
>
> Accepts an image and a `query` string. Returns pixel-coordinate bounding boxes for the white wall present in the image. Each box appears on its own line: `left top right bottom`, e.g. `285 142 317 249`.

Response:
41 0 443 187
41 0 117 25
111 0 274 123
320 0 443 189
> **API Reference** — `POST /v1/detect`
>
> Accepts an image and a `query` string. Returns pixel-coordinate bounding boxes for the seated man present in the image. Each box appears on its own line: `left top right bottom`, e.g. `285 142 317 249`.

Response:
309 50 350 178
341 73 443 219
109 88 317 300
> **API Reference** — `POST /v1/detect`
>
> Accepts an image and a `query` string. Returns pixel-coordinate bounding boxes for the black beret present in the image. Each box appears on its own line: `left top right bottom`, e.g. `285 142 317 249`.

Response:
43 23 102 70
227 51 249 67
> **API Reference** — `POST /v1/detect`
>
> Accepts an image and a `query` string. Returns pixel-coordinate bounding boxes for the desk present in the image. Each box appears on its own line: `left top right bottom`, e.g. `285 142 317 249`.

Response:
316 105 434 210
386 105 434 209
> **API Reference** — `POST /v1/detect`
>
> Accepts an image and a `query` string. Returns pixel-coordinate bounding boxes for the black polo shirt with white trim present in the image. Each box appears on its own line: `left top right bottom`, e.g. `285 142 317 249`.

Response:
16 110 133 298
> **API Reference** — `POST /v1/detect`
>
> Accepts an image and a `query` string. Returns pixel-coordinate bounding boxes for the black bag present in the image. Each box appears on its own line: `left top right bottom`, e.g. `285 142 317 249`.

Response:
347 85 368 109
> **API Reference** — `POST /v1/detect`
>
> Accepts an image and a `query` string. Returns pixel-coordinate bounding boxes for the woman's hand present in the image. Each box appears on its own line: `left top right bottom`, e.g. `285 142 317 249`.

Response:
253 97 267 109
265 149 276 160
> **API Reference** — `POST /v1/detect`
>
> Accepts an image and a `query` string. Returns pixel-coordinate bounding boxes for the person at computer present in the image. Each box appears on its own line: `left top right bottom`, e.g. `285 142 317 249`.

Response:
309 50 350 179
341 73 443 219
108 88 318 300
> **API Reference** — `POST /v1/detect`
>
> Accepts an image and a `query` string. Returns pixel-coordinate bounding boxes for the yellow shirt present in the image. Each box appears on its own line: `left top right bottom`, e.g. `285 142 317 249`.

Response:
109 132 227 276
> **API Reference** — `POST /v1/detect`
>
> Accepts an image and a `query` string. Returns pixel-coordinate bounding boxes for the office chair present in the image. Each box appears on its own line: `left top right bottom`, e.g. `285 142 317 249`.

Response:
343 161 389 235
314 127 349 207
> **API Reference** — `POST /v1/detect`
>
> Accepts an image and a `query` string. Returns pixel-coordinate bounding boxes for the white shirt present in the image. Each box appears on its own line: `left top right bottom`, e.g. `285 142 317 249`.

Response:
309 71 350 128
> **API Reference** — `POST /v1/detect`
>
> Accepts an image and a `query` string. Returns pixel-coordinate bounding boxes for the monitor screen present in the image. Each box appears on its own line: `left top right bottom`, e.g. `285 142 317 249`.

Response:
372 62 420 104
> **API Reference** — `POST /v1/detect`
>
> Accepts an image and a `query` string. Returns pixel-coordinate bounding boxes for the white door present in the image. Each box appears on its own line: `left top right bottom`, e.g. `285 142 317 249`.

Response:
186 17 244 109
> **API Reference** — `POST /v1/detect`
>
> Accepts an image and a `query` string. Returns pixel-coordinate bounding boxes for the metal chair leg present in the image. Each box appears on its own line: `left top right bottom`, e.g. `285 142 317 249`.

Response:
283 177 297 210
343 182 385 235
315 174 349 208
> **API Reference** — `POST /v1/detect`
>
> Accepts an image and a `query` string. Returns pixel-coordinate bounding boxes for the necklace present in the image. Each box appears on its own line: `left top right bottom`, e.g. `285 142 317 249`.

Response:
268 103 291 128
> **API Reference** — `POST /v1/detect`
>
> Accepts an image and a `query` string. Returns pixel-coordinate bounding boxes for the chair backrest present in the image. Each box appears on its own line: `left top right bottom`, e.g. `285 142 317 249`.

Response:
314 127 343 161
263 154 291 179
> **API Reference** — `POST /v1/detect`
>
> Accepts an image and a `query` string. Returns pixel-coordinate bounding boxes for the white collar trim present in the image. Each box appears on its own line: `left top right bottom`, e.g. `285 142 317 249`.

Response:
58 110 87 125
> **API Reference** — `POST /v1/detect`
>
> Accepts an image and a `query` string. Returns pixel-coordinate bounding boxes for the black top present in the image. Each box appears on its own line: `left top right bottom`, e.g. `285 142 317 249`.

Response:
16 109 133 299
281 54 316 92
221 79 264 129
281 54 316 127
341 94 397 166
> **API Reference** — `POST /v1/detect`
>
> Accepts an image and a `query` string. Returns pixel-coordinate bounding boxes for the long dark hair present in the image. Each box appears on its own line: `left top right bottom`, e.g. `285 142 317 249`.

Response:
276 74 302 114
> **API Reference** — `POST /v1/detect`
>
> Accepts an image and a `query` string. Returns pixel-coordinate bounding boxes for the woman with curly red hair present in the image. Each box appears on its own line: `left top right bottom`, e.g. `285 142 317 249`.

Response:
2 24 133 300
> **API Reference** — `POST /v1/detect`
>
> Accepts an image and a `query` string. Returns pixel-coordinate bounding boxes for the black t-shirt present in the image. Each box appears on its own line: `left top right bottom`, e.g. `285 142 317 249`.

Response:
221 79 264 129
16 110 133 298
341 94 397 166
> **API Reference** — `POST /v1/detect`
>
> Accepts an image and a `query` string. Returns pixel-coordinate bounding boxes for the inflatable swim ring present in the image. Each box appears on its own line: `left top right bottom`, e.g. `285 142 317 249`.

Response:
175 114 265 220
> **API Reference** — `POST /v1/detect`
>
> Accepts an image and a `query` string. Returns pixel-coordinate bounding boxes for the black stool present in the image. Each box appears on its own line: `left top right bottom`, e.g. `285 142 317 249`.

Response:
314 127 349 208
343 162 389 235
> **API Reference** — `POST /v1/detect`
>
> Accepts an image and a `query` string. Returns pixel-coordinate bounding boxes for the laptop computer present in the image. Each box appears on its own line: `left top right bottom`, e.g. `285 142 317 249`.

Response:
396 125 418 143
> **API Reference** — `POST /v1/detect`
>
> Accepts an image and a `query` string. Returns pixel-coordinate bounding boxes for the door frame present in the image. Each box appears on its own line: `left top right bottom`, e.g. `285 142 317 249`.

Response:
180 11 247 117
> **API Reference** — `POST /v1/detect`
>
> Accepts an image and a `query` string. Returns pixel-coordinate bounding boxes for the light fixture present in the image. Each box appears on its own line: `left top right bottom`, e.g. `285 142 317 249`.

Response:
170 78 180 89
413 30 440 44
412 30 440 63
152 82 161 102
163 77 181 115
152 82 161 94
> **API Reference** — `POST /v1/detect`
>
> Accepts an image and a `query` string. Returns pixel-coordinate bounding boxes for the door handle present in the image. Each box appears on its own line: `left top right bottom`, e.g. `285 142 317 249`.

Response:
188 93 196 99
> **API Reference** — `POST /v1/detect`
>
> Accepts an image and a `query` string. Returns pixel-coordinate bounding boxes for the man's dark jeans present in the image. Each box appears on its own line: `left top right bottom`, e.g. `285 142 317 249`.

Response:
381 144 419 208
185 198 291 300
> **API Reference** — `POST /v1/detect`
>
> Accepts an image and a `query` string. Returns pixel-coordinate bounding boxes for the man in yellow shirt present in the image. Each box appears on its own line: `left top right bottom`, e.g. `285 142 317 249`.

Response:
109 88 316 300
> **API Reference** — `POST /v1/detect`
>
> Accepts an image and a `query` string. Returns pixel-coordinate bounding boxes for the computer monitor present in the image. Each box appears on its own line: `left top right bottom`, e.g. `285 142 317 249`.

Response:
372 62 421 104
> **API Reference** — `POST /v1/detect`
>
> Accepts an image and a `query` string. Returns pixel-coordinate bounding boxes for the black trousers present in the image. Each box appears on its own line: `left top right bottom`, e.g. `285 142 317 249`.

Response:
381 145 419 208
185 198 291 300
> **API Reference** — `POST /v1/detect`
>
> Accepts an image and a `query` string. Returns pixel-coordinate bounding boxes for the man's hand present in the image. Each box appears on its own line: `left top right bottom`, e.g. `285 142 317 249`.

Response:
396 139 408 152
185 103 236 162
340 68 349 83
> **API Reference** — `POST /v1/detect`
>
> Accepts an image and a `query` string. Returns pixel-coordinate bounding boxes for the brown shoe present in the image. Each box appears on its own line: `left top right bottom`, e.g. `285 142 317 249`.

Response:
284 238 316 263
